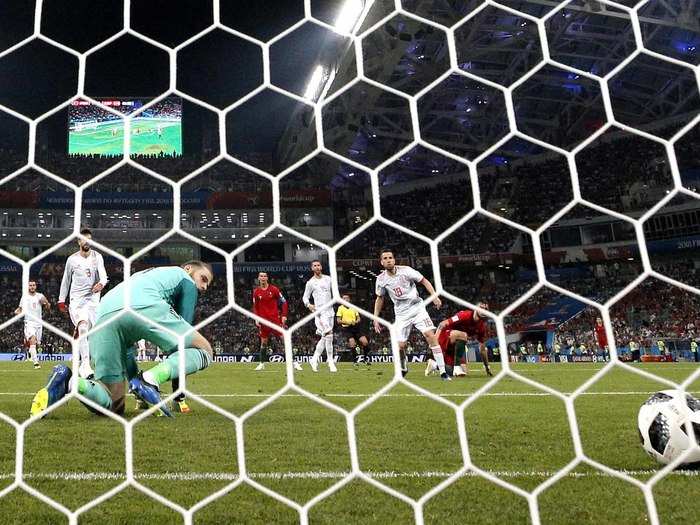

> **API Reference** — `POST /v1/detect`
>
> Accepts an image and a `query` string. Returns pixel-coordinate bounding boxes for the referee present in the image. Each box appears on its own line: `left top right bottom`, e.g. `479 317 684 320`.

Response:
336 294 371 367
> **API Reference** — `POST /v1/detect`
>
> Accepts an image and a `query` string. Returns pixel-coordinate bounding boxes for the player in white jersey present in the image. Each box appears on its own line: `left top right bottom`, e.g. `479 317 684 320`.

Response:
58 228 108 379
303 260 336 372
15 280 50 369
373 248 449 380
136 339 147 361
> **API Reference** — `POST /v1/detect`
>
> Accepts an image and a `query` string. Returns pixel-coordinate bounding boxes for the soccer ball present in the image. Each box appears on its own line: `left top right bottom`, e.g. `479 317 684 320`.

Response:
638 390 700 465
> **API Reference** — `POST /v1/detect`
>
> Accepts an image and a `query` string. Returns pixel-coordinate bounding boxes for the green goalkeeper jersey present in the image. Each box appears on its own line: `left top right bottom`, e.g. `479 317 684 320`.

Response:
97 266 198 323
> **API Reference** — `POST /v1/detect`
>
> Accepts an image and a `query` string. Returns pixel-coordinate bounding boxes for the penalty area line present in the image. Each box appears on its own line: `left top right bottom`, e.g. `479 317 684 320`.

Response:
1 391 700 397
4 469 699 482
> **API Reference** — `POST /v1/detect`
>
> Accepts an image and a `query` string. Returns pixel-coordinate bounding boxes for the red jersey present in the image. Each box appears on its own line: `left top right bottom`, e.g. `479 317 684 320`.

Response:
252 285 288 321
443 310 487 343
595 323 607 348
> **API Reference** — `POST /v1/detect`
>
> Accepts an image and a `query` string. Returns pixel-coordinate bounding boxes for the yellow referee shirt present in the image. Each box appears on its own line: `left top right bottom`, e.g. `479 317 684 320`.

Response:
336 305 359 326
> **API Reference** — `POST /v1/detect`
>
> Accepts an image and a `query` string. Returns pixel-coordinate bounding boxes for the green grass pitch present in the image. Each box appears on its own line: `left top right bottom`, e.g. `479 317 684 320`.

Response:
1 361 699 524
68 119 182 157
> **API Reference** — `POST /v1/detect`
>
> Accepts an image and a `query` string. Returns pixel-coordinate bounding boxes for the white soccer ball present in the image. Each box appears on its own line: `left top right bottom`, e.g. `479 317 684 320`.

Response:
638 390 700 465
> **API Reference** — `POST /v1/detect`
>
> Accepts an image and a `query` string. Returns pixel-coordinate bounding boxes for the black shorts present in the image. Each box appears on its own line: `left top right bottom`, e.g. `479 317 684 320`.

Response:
340 324 365 342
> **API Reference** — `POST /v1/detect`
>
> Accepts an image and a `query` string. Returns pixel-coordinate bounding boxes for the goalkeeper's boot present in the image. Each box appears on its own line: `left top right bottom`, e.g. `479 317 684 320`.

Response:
30 364 71 417
484 364 493 377
440 372 452 381
129 376 172 417
254 362 265 371
173 398 192 414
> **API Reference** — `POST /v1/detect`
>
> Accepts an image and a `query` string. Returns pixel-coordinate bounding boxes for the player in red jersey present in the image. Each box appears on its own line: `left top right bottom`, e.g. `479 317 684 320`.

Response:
252 272 294 371
427 303 493 377
594 317 608 354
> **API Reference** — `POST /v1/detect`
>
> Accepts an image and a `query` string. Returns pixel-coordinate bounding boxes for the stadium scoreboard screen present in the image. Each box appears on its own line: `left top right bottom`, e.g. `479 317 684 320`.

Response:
68 97 183 156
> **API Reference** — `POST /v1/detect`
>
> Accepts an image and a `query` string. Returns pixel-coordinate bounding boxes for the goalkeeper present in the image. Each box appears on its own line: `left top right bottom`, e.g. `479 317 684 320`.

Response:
30 262 214 417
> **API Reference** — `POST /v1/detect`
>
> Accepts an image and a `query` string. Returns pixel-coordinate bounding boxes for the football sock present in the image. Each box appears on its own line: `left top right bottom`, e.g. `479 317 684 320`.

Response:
125 346 139 381
143 348 211 386
324 335 334 364
78 323 90 364
431 345 446 374
455 340 467 362
78 377 112 410
313 338 325 360
259 345 267 365
29 344 37 364
172 377 185 402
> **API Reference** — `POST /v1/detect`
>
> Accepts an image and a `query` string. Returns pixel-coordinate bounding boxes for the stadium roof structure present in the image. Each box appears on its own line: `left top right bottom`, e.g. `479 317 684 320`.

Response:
282 0 698 164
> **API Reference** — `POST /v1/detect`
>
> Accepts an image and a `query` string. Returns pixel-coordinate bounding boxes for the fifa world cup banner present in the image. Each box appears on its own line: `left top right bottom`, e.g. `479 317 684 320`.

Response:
39 191 211 209
232 262 311 273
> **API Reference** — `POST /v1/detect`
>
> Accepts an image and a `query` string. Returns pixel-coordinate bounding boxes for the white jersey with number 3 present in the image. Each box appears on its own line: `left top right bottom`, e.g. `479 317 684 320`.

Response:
59 250 108 310
375 266 424 319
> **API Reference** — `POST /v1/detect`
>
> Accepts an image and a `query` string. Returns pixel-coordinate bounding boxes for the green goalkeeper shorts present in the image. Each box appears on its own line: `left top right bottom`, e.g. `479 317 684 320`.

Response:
89 301 195 384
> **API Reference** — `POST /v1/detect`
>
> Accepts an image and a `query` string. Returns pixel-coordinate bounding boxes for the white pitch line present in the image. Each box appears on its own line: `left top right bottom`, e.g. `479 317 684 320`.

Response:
1 391 700 398
2 469 698 482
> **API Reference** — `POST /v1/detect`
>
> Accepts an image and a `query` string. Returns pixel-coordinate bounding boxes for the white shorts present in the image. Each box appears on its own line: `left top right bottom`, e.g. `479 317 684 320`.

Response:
70 303 97 329
395 305 435 342
315 311 335 336
24 324 42 344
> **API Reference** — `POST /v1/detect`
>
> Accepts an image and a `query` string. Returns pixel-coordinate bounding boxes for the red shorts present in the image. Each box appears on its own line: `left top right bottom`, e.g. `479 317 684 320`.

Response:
259 318 284 340
438 329 453 353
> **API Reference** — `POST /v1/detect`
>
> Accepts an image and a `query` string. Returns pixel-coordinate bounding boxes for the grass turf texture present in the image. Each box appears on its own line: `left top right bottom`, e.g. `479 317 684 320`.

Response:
0 361 699 523
68 119 182 156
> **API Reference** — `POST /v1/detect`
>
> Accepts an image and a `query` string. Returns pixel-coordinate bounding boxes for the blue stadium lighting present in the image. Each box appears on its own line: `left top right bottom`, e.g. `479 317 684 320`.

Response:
674 41 697 54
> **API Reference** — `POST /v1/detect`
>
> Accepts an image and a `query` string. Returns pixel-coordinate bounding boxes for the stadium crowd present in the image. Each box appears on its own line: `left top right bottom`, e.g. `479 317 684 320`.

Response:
651 254 700 289
576 130 672 214
503 278 698 358
479 157 572 228
379 180 472 237
610 278 699 346
439 215 524 255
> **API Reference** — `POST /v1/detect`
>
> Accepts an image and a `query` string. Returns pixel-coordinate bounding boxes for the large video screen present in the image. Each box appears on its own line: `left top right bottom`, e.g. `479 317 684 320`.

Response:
68 97 182 156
